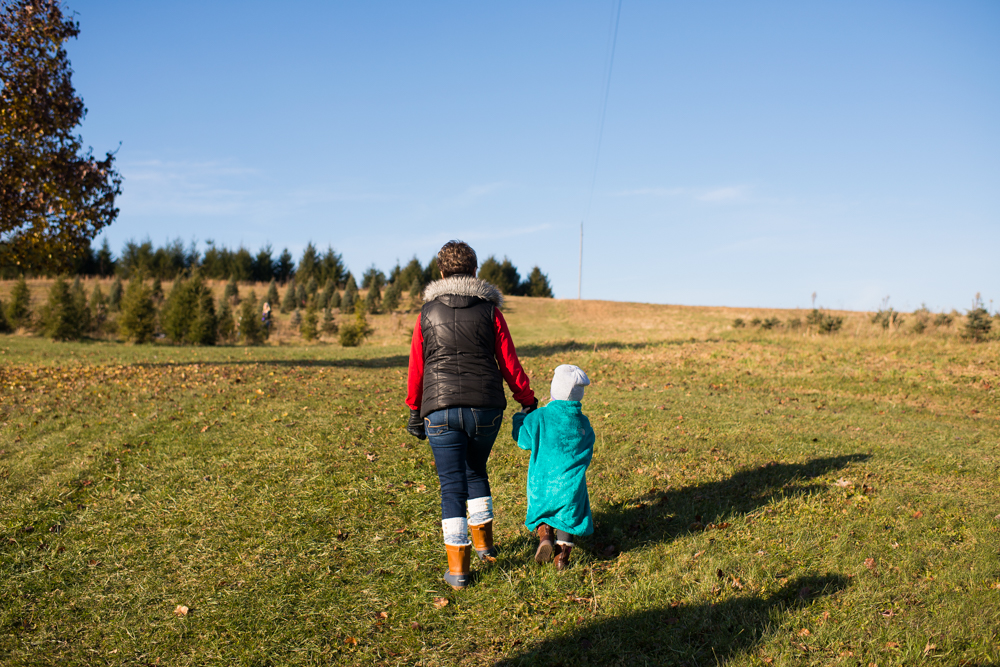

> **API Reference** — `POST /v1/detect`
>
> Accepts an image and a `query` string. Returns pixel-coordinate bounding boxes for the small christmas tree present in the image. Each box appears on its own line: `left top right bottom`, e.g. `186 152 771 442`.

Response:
295 283 308 309
151 277 164 303
341 276 358 314
118 278 156 344
42 277 82 340
523 267 554 298
300 300 319 341
365 282 381 314
0 298 11 333
408 277 423 310
963 294 992 342
238 291 265 345
339 299 373 347
7 276 32 329
108 275 124 312
265 279 280 309
321 308 338 335
381 281 400 313
223 276 240 304
217 299 235 342
280 278 297 313
90 283 108 331
70 277 92 334
306 276 319 298
328 289 341 310
318 278 336 309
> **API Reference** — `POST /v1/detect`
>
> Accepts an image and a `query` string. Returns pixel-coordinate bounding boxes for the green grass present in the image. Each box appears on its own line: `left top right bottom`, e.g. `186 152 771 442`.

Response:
1 298 998 666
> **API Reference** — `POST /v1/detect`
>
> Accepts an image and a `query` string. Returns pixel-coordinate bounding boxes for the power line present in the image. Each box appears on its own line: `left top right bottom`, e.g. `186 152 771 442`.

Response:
580 0 622 300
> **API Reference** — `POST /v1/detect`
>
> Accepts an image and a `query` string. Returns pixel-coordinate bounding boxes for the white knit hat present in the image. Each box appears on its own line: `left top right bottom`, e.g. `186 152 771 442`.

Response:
550 364 590 401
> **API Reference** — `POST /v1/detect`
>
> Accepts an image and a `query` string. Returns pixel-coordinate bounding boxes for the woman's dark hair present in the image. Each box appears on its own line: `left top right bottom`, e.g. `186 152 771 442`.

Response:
437 241 478 278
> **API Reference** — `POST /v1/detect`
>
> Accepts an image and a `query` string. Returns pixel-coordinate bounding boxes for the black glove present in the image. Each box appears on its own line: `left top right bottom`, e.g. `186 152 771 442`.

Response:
406 409 426 440
520 397 539 414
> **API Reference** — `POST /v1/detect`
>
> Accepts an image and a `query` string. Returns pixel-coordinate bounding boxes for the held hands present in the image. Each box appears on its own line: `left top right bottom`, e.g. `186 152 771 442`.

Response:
407 409 426 440
511 398 538 442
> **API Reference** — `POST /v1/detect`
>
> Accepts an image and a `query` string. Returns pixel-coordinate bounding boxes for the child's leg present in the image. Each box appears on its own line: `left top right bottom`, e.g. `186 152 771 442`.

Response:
554 530 575 570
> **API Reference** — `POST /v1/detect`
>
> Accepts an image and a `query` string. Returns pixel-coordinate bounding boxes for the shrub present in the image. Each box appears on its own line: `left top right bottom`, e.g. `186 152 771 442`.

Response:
818 314 844 334
90 283 108 331
407 278 423 311
151 277 164 303
41 277 82 340
933 312 954 327
749 317 762 327
280 278 297 313
305 277 319 298
118 278 156 344
328 289 341 310
760 317 781 330
871 298 903 331
805 309 824 327
108 275 123 312
787 318 802 330
295 283 308 309
318 278 335 309
339 301 373 347
8 276 32 328
963 294 992 342
289 310 302 329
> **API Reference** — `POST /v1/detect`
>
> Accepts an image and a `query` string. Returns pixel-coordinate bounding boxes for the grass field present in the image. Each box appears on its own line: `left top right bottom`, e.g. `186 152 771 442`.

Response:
2 297 998 666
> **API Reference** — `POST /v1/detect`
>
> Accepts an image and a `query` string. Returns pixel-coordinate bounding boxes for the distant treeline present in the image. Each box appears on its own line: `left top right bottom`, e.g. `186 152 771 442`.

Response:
0 237 553 298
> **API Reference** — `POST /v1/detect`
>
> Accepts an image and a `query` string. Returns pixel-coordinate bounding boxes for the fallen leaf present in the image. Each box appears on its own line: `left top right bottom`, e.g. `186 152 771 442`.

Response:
410 621 421 630
345 637 359 646
864 558 877 570
834 478 853 488
886 642 900 649
912 510 923 519
692 550 704 559
924 643 937 655
366 452 377 462
174 605 189 617
798 628 811 637
433 597 449 609
377 611 388 620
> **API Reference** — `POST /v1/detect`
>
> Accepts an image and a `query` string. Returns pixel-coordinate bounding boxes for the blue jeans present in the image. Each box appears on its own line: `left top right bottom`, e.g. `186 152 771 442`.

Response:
425 407 504 520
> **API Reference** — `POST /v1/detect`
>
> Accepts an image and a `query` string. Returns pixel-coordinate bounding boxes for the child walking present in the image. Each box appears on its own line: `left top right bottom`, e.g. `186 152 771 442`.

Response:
512 364 595 570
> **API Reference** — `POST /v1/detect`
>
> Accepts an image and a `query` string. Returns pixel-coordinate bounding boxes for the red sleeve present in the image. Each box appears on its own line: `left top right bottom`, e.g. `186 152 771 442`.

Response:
494 309 535 406
406 314 424 411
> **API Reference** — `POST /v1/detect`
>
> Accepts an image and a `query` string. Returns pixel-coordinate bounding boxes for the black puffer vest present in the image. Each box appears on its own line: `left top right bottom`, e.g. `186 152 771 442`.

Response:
419 276 506 418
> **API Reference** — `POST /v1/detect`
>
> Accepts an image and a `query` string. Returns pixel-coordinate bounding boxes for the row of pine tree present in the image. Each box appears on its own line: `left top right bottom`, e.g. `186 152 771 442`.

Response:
0 238 555 298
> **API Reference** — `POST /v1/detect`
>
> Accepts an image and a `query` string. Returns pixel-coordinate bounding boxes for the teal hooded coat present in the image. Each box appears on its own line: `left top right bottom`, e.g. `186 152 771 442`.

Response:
512 400 595 536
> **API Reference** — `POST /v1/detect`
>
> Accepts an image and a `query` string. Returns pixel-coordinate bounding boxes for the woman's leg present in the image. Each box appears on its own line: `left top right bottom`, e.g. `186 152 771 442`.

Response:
425 408 473 589
463 408 504 559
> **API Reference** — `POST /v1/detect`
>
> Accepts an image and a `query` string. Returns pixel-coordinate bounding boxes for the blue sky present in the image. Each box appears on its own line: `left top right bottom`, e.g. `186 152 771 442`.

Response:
67 1 998 311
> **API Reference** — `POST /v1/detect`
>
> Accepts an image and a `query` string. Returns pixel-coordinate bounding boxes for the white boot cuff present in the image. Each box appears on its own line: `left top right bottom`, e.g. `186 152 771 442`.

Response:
442 517 471 546
467 496 494 526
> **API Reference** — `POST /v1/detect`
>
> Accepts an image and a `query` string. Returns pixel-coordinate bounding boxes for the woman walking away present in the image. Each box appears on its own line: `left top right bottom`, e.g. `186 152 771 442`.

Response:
405 241 537 589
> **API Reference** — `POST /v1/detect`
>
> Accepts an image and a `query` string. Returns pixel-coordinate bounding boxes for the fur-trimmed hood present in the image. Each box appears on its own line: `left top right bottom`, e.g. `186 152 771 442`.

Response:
423 275 504 308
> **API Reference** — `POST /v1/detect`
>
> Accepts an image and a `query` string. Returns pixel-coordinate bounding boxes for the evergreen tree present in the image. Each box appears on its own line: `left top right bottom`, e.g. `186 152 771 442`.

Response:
253 245 275 282
306 276 319 298
265 279 280 309
297 242 319 285
41 276 81 340
0 298 10 333
362 265 385 290
397 258 424 293
523 267 554 298
365 282 381 314
300 299 319 341
320 246 345 286
382 281 401 313
963 294 992 342
318 278 335 309
151 277 163 303
108 275 123 311
425 257 440 283
70 276 91 333
341 275 358 314
408 277 423 310
238 292 266 345
217 299 235 342
477 256 520 294
295 283 308 309
7 275 32 328
321 308 338 335
161 274 217 345
328 288 341 310
276 248 295 283
280 278 297 313
89 283 107 331
339 300 373 347
223 276 240 304
118 277 156 343
95 238 116 276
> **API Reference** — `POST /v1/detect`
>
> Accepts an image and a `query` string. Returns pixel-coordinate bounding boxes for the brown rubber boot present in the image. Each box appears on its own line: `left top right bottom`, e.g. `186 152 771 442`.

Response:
534 524 555 564
444 544 471 589
554 544 573 571
469 521 498 561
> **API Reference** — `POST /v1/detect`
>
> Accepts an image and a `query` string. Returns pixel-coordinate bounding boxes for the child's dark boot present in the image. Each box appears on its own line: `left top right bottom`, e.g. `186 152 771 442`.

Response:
535 524 555 563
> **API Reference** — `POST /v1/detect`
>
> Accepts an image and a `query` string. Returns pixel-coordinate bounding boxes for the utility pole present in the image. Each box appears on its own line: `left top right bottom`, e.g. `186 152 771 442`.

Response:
578 221 583 300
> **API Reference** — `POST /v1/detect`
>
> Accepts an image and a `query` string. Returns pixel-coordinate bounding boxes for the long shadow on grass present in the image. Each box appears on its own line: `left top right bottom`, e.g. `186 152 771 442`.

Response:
134 355 409 369
497 573 849 666
592 455 869 556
